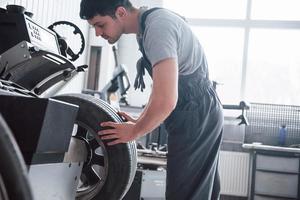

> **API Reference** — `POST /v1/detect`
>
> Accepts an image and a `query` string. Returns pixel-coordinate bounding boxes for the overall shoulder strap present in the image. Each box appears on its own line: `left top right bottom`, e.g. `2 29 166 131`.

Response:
134 8 162 91
141 7 162 33
141 7 186 33
134 7 185 91
138 8 162 77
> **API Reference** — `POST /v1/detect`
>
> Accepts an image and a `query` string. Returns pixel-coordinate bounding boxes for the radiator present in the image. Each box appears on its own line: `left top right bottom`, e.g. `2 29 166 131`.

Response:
219 151 250 197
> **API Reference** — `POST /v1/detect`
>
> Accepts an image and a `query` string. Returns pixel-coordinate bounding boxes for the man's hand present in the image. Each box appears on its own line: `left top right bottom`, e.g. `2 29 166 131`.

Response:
98 121 138 146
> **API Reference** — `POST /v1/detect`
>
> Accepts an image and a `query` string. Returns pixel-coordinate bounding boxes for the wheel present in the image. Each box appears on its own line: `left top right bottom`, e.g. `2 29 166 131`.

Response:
0 114 33 200
53 94 137 200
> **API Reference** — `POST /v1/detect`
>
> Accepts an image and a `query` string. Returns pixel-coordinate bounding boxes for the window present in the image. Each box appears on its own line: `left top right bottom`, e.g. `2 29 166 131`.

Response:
163 0 247 19
245 29 300 104
251 0 300 20
191 27 244 104
163 0 300 106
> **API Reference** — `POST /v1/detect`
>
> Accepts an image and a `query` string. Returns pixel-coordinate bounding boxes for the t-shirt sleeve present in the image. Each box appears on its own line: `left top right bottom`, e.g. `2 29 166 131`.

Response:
143 18 179 67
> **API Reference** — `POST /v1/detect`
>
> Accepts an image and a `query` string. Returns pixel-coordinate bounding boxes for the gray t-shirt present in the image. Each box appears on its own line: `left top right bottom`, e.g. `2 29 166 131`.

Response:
138 8 208 77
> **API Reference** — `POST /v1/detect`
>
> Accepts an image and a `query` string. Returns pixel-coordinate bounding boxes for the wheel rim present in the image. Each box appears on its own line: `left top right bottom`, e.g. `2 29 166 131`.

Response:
74 122 109 198
53 94 137 200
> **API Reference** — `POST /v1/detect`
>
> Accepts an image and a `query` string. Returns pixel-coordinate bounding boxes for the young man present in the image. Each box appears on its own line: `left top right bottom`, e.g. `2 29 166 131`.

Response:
80 0 223 199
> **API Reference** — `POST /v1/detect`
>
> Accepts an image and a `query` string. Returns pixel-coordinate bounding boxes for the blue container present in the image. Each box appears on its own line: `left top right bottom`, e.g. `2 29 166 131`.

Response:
278 124 287 146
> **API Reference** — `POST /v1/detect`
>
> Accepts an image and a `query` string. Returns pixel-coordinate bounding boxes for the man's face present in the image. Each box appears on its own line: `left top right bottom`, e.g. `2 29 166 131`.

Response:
88 14 123 44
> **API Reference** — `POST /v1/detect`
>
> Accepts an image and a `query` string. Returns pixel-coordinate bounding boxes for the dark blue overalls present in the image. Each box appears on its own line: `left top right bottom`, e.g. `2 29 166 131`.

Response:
137 8 224 200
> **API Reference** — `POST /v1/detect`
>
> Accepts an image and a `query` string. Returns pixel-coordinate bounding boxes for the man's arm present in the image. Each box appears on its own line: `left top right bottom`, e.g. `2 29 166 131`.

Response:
99 57 178 145
134 57 178 136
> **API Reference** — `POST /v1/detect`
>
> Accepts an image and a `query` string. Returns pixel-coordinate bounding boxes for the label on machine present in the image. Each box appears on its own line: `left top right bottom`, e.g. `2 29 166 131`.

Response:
25 17 60 55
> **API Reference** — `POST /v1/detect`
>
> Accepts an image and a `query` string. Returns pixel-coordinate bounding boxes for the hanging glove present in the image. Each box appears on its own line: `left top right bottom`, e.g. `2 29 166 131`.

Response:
134 57 146 92
134 57 153 92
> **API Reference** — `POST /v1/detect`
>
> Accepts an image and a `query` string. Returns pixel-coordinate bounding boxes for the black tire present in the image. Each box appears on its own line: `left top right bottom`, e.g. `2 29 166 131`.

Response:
53 94 137 200
0 114 33 200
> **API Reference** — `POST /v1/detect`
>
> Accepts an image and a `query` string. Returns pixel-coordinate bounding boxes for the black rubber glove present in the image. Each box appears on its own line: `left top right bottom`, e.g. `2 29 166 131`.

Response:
134 57 146 92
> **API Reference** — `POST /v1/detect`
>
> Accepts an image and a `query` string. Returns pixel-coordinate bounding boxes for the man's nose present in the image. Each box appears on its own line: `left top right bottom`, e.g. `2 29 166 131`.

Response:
95 28 103 37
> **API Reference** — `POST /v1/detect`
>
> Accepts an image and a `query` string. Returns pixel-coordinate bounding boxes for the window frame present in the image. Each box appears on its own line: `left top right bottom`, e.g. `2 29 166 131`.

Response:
164 0 300 104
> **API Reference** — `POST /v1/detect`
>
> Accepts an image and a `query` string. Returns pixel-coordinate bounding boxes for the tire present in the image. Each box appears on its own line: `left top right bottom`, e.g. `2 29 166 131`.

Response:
0 114 33 200
53 94 137 200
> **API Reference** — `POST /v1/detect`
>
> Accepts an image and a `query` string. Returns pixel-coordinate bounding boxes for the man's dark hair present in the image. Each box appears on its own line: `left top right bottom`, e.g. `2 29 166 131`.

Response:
80 0 133 20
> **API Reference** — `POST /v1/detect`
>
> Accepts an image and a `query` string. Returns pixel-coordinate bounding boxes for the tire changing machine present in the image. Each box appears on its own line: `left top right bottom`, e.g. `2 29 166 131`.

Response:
0 5 137 200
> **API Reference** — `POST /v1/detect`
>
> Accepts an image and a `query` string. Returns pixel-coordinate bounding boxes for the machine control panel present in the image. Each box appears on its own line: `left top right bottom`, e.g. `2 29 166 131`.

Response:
25 17 60 55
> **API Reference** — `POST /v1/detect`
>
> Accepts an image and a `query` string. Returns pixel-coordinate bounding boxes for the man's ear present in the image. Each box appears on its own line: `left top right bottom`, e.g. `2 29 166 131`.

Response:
115 6 127 19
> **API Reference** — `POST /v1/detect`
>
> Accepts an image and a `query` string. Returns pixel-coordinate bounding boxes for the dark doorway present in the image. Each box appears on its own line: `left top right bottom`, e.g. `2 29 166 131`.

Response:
87 46 102 90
